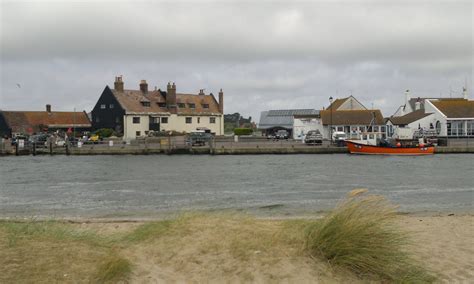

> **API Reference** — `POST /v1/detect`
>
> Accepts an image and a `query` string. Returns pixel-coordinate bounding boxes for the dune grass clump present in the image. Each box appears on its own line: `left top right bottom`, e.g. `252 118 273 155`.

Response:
95 254 132 283
304 189 435 283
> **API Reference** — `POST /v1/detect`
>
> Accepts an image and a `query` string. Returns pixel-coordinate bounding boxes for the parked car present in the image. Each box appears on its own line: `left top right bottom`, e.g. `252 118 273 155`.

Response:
29 134 49 147
187 132 212 146
305 130 323 145
12 135 29 146
275 130 289 140
332 131 347 146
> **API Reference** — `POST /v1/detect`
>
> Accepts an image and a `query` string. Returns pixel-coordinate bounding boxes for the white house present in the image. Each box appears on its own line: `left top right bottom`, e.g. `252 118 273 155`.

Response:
424 98 474 137
388 88 473 138
386 110 434 139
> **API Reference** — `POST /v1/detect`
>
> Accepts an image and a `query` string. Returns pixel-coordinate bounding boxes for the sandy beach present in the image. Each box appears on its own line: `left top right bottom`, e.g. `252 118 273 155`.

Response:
2 212 472 283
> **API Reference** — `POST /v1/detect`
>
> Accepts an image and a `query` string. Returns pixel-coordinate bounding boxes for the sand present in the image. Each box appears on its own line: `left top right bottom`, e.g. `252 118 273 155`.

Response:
68 213 473 283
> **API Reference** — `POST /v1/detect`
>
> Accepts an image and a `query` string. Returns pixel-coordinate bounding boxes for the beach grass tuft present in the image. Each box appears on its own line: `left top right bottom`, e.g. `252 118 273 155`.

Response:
95 254 132 283
304 190 435 282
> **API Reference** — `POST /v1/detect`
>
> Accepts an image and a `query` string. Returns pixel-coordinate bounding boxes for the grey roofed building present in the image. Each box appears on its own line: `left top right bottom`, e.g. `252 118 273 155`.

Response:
258 109 319 135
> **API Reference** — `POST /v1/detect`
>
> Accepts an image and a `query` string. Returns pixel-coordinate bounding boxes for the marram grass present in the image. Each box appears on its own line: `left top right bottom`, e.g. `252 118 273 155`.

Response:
304 189 435 282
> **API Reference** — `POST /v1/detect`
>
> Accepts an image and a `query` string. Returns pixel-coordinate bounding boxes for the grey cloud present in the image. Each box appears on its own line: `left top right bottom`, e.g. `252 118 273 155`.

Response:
1 1 472 121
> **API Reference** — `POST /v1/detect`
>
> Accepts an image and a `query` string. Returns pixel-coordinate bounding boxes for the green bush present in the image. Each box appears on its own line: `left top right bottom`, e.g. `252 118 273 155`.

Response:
94 128 115 138
234 128 253 136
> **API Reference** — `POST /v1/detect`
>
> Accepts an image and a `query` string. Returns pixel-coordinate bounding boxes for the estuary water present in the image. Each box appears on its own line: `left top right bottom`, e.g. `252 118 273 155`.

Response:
0 154 472 218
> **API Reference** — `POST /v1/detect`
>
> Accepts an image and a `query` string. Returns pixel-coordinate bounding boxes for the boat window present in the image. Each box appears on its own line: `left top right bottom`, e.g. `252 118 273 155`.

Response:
369 134 374 139
363 134 367 140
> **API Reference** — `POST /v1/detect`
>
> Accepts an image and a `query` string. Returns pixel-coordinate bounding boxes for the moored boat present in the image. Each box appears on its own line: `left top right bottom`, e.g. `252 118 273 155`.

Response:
346 140 434 155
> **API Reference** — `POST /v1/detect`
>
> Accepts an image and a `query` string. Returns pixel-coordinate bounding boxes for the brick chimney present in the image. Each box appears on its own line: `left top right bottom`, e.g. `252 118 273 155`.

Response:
199 89 205 95
46 104 51 113
166 82 177 112
218 88 224 114
463 87 468 99
114 76 124 92
139 80 148 94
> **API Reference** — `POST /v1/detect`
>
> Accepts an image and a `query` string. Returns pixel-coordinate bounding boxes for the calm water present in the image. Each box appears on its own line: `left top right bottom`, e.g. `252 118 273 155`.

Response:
0 154 473 218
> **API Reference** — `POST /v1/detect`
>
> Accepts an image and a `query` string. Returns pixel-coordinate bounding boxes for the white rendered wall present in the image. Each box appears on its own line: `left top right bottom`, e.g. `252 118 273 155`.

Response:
123 115 150 139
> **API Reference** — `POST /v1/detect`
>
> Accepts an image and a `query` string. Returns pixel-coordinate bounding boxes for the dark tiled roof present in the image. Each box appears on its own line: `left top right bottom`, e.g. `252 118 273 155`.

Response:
320 109 384 125
430 99 474 118
388 109 433 125
1 111 91 134
111 89 221 115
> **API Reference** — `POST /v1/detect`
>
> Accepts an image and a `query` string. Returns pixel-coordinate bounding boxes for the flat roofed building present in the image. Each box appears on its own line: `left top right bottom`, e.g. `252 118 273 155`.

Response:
258 109 319 136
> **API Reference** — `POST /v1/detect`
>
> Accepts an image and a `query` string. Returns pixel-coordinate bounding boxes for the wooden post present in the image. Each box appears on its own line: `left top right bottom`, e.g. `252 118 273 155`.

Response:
168 134 171 154
49 139 53 155
32 142 36 156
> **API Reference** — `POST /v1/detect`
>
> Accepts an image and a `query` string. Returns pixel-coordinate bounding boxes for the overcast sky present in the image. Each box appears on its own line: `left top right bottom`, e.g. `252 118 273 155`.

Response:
1 0 472 120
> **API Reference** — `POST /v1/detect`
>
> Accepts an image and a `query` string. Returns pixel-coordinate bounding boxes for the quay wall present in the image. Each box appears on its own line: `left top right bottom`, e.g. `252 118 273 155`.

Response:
2 145 474 156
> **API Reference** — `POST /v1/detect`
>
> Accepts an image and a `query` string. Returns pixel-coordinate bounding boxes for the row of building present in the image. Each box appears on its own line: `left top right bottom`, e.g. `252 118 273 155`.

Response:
0 76 225 139
1 75 473 141
259 89 474 140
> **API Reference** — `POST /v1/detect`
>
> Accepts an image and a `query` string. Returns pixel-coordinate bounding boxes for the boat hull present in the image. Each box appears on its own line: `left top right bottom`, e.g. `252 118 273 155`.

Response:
346 141 435 155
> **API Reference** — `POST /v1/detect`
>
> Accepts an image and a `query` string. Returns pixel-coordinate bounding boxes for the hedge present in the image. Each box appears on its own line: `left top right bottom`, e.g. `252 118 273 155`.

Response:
234 128 253 135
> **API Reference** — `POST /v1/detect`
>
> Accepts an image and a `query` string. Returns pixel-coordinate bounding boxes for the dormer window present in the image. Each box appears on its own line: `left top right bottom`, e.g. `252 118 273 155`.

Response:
141 101 150 107
188 103 195 109
178 103 186 108
158 103 167 108
202 104 209 109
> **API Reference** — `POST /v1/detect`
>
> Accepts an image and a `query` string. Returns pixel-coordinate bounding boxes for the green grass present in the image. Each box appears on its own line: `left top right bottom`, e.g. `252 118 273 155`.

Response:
303 190 436 283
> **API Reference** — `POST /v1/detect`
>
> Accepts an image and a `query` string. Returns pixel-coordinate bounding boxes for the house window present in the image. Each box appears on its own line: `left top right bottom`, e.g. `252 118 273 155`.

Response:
210 117 216 124
133 117 140 124
448 121 464 136
185 117 192 124
161 117 168 124
436 121 441 134
359 126 365 132
197 117 200 124
380 126 386 133
178 103 186 108
202 104 209 109
374 126 379 132
136 131 141 137
141 101 150 107
100 104 106 109
115 117 120 123
337 126 343 132
109 104 114 109
467 121 474 136
188 103 195 109
96 117 100 123
158 103 167 108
